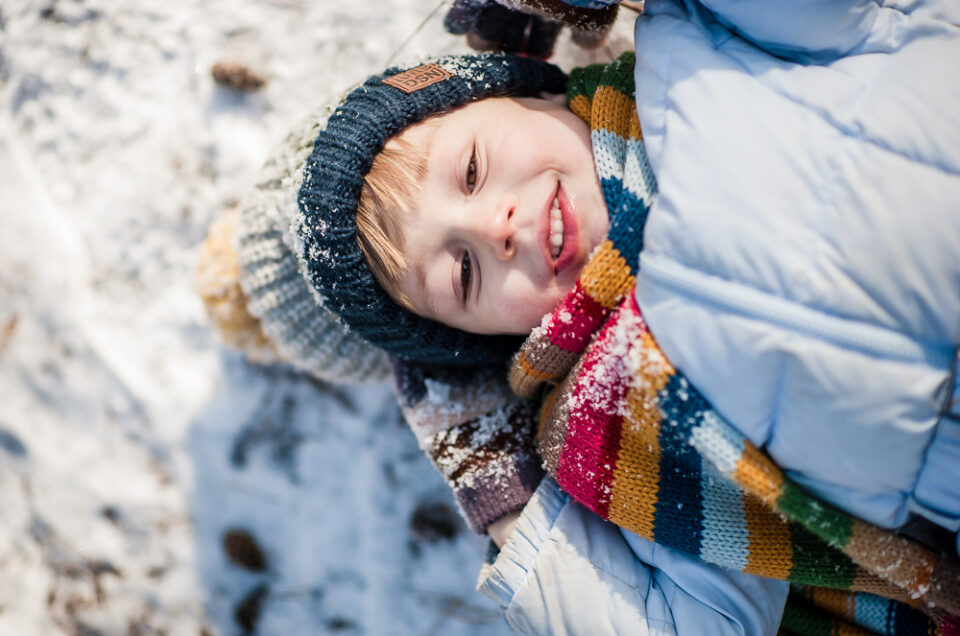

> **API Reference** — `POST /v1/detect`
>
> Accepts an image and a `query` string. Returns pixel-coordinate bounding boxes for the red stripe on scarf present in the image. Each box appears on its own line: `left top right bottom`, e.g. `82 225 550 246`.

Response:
547 281 611 353
555 306 630 518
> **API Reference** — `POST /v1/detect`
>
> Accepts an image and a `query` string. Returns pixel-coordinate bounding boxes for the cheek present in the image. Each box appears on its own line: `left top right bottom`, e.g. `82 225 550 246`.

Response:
500 288 566 332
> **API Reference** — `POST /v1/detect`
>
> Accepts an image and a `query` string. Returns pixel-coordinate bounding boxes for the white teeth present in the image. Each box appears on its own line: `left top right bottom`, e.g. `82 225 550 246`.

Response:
549 197 564 259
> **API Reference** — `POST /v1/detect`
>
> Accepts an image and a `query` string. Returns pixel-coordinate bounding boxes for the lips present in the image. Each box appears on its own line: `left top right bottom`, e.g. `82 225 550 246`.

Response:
551 184 579 276
540 182 581 277
549 197 564 258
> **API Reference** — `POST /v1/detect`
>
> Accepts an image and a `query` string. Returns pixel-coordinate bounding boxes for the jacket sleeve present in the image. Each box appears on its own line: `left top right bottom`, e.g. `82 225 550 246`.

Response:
478 477 789 635
690 0 880 60
391 358 544 534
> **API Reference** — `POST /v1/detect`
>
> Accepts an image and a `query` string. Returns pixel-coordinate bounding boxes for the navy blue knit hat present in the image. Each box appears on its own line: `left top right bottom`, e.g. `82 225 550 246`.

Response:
297 54 567 366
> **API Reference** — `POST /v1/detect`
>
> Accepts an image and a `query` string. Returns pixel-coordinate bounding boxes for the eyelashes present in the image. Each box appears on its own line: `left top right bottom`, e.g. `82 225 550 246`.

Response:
466 144 478 193
461 144 477 306
459 142 479 306
460 251 472 305
464 143 480 194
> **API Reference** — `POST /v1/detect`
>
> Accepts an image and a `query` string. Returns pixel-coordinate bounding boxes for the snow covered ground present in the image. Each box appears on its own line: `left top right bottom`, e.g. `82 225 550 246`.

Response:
0 1 634 633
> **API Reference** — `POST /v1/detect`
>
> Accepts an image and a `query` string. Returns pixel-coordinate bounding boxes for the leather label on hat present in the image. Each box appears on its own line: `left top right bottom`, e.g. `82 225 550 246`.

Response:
382 64 454 94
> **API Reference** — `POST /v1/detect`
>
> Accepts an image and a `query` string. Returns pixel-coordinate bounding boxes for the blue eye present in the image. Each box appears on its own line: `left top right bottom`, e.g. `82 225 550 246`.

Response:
466 146 477 192
460 252 472 304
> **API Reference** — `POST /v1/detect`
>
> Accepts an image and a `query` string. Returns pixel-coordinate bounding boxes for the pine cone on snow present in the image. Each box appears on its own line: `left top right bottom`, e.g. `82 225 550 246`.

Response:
221 528 268 572
211 62 267 92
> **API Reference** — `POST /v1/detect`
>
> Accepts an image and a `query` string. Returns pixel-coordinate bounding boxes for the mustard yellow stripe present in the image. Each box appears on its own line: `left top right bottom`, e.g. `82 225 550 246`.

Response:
592 85 641 140
628 107 643 142
608 333 671 540
509 351 561 400
579 241 635 309
733 442 784 507
742 494 794 579
569 94 592 126
808 588 857 623
514 354 558 381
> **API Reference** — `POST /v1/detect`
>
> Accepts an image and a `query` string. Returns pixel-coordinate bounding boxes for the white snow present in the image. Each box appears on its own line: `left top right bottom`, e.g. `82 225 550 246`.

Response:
0 1 635 633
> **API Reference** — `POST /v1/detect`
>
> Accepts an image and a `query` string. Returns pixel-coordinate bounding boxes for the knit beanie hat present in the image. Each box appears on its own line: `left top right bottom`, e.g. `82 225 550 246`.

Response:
235 104 391 384
297 54 568 367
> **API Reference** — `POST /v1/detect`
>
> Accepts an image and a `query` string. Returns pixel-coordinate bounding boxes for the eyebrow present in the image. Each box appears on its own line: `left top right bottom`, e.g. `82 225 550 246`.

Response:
423 123 441 162
415 121 442 184
413 257 439 318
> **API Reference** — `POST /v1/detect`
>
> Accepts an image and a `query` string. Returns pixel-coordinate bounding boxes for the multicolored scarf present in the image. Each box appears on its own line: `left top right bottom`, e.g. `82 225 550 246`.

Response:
510 52 960 635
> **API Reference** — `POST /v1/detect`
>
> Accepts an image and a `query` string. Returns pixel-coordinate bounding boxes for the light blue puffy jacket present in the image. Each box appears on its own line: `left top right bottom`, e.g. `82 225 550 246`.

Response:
633 0 960 534
478 1 960 634
479 477 789 635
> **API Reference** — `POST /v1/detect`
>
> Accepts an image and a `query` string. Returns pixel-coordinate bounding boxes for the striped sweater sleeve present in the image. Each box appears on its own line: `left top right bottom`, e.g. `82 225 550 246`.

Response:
391 358 544 534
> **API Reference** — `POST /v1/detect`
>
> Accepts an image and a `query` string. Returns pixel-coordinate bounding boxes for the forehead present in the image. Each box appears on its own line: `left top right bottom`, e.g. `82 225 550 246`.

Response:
388 111 471 322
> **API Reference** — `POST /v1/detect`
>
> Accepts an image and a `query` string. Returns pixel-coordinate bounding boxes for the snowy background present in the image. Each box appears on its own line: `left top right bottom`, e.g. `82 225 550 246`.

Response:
0 1 634 634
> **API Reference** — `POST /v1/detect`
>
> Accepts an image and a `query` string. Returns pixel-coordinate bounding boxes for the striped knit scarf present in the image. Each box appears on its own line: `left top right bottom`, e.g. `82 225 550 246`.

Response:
510 52 960 635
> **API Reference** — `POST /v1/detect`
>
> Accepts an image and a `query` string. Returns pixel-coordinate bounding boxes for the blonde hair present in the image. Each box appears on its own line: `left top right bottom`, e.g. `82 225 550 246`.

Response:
356 122 435 311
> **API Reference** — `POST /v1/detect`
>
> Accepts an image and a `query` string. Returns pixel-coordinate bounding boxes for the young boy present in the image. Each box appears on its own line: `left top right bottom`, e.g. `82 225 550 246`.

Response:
200 2 960 632
201 51 799 633
345 50 960 633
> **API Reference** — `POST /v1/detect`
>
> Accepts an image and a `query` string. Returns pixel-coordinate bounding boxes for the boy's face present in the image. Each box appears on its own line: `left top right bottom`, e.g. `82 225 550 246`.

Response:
393 97 608 335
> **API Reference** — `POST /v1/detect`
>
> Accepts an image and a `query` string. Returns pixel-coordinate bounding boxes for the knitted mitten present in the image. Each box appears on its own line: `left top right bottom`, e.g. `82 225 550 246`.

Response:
392 358 544 534
493 0 620 49
444 0 563 59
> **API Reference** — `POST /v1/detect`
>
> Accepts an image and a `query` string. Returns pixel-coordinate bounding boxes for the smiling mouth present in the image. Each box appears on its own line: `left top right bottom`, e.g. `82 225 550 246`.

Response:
549 195 565 259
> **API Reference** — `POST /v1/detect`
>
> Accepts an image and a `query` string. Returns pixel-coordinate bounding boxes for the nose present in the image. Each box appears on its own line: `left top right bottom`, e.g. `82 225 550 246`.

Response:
473 202 516 261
